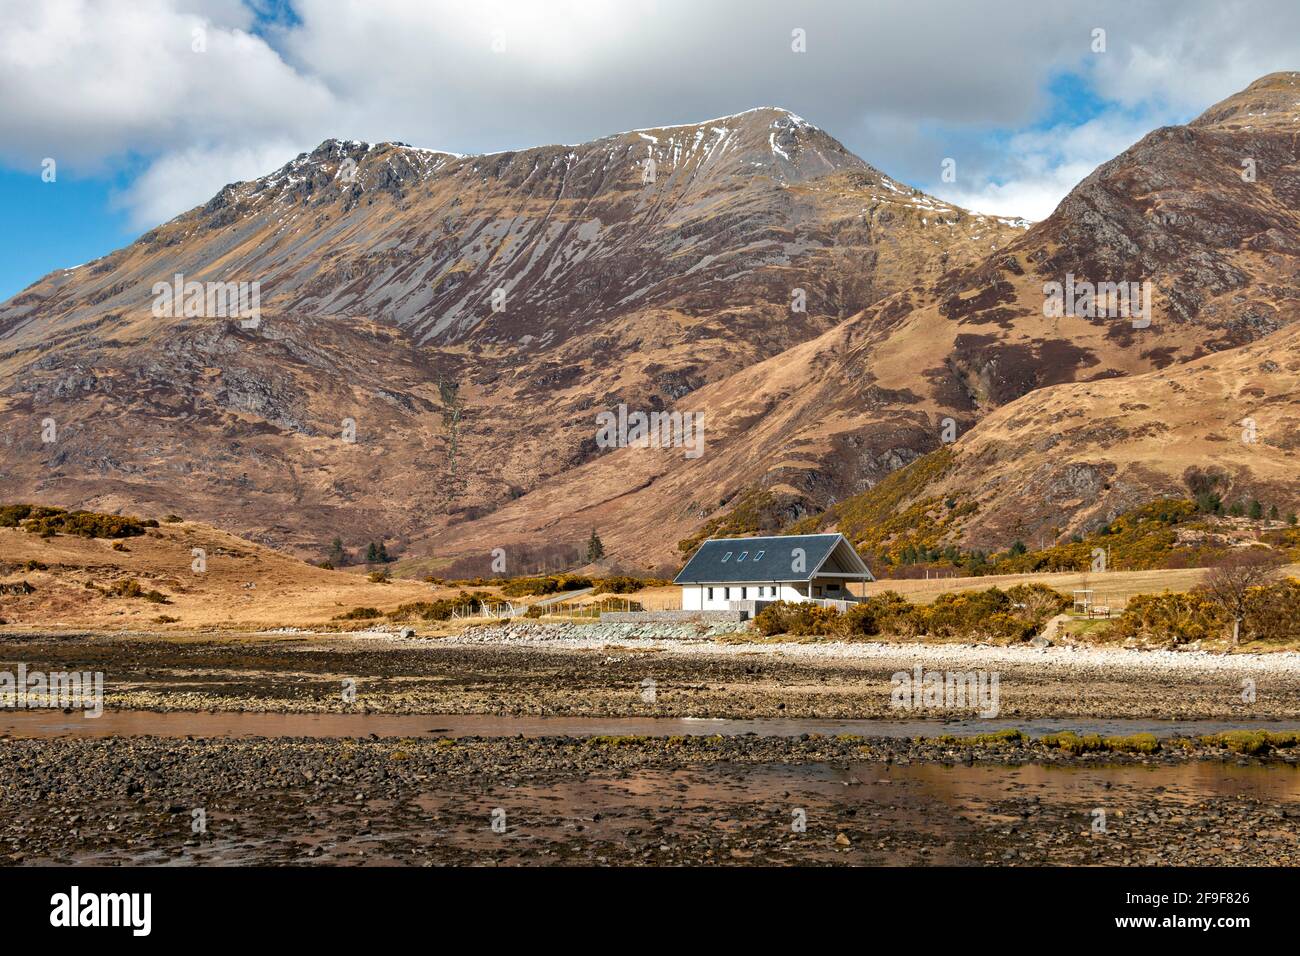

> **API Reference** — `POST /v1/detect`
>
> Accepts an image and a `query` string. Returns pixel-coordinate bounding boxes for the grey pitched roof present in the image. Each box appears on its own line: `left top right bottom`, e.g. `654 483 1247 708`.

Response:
674 533 873 584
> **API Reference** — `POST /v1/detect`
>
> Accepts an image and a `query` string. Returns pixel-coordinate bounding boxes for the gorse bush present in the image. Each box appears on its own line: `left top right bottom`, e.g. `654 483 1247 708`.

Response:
334 606 382 621
0 504 63 527
592 580 642 595
102 578 169 603
0 504 158 538
751 585 1068 641
499 575 591 597
386 590 491 622
924 584 1066 641
1107 591 1225 645
1109 579 1300 645
752 601 844 637
1243 579 1300 643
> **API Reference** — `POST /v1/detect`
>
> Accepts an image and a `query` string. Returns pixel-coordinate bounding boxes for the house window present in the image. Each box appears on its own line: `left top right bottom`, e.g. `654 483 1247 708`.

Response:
724 587 731 599
738 551 748 561
754 551 765 561
707 587 713 600
721 552 733 562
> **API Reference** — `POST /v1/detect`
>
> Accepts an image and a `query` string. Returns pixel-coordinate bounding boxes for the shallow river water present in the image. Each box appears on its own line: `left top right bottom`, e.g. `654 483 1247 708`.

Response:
4 709 1300 739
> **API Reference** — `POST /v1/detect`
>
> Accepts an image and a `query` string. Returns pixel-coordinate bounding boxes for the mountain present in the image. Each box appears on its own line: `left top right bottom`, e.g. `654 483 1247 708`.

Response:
799 319 1300 554
0 107 1024 558
412 72 1300 567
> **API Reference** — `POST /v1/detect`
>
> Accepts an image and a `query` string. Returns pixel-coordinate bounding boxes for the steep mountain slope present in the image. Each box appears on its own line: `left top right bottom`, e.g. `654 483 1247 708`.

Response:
800 319 1300 554
417 73 1300 567
0 108 1023 556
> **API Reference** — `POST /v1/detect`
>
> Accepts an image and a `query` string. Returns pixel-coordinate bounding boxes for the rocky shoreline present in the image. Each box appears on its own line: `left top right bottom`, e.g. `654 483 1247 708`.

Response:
2 625 1299 719
1 733 1296 866
2 625 1297 867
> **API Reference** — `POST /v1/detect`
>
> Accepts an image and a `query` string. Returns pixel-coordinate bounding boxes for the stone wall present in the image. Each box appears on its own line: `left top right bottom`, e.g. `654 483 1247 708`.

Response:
600 609 747 623
456 620 752 643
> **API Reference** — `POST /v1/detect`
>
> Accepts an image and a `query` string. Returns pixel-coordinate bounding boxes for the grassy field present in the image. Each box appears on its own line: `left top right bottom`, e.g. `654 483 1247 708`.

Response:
853 566 1300 609
0 523 487 631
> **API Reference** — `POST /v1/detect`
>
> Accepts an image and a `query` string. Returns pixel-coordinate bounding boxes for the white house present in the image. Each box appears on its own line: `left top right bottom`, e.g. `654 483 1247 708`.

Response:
674 533 874 612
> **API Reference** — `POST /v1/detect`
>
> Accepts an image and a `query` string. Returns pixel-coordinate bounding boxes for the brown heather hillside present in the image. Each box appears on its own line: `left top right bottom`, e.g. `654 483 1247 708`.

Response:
800 320 1300 553
413 72 1300 567
0 513 445 630
0 108 1023 563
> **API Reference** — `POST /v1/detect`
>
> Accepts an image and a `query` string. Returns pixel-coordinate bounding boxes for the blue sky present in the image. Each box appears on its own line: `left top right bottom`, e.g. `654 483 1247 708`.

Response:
0 0 1292 301
0 167 138 297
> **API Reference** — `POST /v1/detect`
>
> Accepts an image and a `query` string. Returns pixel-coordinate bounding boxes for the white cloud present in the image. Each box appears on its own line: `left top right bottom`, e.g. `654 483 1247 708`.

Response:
0 0 1296 228
114 140 305 228
0 0 334 171
933 116 1155 221
1087 1 1300 113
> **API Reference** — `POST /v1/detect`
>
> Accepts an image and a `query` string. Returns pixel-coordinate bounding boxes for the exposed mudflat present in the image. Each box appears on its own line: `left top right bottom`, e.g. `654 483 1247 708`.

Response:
3 625 1298 867
2 734 1298 867
1 624 1297 720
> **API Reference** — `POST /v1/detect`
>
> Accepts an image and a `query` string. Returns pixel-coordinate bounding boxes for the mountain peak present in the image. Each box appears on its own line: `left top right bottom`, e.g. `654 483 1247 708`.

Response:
1191 71 1300 130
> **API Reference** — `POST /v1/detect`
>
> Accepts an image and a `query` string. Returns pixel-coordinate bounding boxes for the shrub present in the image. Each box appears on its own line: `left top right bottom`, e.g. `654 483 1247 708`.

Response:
924 586 1057 641
593 575 644 595
1006 582 1072 617
1107 591 1227 645
0 504 62 527
107 579 143 598
751 586 1069 641
102 579 169 603
42 510 157 538
498 575 595 597
752 601 843 637
367 569 391 584
335 607 383 621
387 590 489 622
1242 579 1300 643
387 601 447 622
862 591 926 638
836 602 880 637
500 576 561 597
